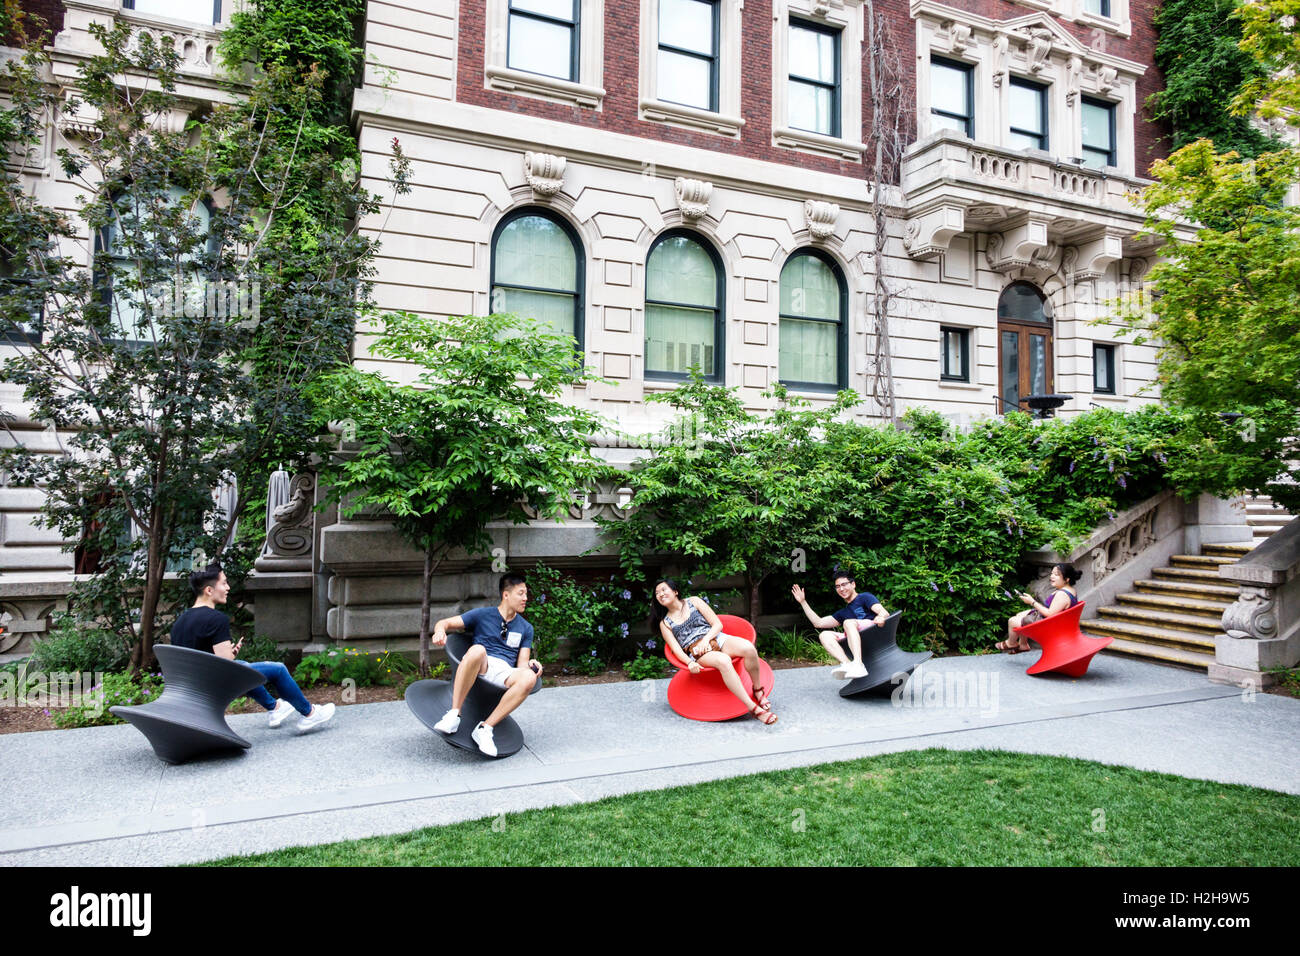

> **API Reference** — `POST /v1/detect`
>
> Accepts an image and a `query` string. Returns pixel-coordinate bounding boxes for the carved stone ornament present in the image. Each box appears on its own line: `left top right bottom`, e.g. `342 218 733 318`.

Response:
804 200 840 241
945 21 973 55
1096 66 1119 94
521 478 637 521
991 34 1009 87
1089 509 1159 584
903 220 921 250
265 473 316 559
1029 242 1059 270
674 177 713 220
1128 257 1151 286
1221 586 1279 641
1062 246 1080 279
523 151 566 197
1021 27 1053 74
1065 55 1082 106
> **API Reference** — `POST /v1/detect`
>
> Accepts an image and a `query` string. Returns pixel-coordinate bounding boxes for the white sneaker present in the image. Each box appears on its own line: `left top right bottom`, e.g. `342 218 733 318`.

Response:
433 708 461 734
831 663 850 680
297 702 335 733
471 721 497 757
267 699 296 728
846 661 869 679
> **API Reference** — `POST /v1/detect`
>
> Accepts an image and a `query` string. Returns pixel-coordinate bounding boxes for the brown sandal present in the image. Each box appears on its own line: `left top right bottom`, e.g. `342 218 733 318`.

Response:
751 703 777 725
752 685 772 711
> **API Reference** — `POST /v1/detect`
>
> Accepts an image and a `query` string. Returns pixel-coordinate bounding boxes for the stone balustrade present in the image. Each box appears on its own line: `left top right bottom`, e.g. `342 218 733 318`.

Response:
1211 517 1300 689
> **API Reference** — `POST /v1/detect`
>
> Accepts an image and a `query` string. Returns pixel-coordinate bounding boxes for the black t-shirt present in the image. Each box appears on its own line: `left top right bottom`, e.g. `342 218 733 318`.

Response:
170 606 231 654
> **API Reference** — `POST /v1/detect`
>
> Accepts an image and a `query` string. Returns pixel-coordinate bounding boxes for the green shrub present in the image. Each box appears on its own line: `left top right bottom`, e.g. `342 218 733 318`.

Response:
622 650 668 681
292 646 415 687
524 564 647 669
30 614 130 675
234 633 286 664
52 671 164 729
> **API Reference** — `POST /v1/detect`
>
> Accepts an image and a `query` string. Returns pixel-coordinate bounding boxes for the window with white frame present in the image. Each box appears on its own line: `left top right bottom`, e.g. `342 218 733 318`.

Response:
123 0 220 24
1083 0 1112 18
486 0 605 109
508 0 580 82
1009 77 1049 151
656 0 719 111
638 0 742 134
930 57 974 138
788 19 839 138
1080 96 1116 169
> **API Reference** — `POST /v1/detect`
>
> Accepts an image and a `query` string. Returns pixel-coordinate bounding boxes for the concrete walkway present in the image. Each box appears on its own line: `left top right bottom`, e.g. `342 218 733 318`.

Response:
2 652 1297 865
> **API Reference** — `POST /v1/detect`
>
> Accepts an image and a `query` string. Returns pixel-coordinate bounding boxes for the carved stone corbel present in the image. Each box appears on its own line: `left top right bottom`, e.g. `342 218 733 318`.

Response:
1065 55 1082 106
523 151 566 197
1066 231 1124 281
804 200 840 242
903 202 966 260
1096 66 1119 94
985 216 1052 272
1022 28 1053 74
674 177 713 220
945 21 973 55
992 34 1009 87
1222 586 1279 641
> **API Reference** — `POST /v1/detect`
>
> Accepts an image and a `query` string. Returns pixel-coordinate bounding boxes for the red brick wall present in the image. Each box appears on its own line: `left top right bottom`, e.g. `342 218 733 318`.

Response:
455 0 1169 178
12 0 66 42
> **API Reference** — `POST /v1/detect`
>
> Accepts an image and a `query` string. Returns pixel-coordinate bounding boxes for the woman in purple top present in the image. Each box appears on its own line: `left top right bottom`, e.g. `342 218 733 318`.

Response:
652 578 776 724
997 562 1081 654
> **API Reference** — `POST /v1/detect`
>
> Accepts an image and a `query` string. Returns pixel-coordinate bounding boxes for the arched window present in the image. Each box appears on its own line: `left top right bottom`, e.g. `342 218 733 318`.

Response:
644 230 723 381
490 208 584 347
97 185 212 345
997 281 1053 412
779 249 846 390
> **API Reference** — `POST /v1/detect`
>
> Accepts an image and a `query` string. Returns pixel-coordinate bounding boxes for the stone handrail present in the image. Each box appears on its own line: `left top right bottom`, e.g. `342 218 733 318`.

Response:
1212 516 1300 688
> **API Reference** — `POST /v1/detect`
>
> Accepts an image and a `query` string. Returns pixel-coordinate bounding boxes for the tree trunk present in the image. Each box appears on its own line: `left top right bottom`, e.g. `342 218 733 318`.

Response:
419 547 432 677
747 571 765 628
131 525 166 675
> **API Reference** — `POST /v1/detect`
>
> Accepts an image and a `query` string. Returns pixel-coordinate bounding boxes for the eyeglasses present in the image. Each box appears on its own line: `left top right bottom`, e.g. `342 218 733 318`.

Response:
500 618 511 640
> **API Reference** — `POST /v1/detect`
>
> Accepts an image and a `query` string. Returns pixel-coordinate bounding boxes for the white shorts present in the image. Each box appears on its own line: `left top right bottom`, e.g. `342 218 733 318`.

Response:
481 656 515 689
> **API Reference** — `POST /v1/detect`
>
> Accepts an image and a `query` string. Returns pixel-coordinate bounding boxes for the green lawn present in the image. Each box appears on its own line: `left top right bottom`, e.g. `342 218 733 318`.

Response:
205 748 1299 866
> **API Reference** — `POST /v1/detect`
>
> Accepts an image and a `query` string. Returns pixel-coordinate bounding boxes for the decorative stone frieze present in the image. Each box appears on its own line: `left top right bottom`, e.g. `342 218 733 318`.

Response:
804 200 840 242
523 151 566 197
674 177 713 220
256 473 316 571
1221 587 1278 641
519 478 636 522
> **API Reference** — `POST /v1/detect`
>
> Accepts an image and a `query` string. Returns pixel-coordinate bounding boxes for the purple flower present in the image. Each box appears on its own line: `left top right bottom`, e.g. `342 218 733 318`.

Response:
946 583 955 593
621 590 631 600
590 649 597 656
620 622 629 636
1092 436 1100 446
1069 460 1076 474
1003 589 1012 599
1118 475 1127 489
930 582 939 592
646 639 657 649
597 625 604 633
1107 461 1114 473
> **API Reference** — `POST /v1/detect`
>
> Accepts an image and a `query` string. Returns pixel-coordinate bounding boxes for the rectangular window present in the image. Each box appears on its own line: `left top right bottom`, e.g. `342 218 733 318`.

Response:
788 20 839 138
1 258 41 345
1083 0 1112 17
508 0 580 82
657 0 719 112
124 0 220 24
940 327 970 382
1009 77 1049 152
1093 343 1116 394
1081 96 1117 169
930 57 974 138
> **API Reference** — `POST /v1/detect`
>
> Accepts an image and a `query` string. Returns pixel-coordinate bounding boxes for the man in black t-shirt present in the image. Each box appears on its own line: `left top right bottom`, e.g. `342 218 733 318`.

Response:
172 565 334 733
791 570 889 681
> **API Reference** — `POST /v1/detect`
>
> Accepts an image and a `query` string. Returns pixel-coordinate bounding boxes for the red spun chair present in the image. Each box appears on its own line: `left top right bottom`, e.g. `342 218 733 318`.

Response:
1012 601 1112 677
664 613 775 720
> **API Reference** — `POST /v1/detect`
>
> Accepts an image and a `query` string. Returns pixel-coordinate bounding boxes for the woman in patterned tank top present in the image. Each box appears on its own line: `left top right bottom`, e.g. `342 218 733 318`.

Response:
652 578 776 724
996 562 1081 654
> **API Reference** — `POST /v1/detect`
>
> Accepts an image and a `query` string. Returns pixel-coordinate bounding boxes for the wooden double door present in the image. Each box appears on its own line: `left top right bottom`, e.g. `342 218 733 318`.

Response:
998 321 1053 413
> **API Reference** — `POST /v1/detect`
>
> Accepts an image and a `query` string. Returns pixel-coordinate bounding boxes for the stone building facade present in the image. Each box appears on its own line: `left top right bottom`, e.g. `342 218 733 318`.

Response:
2 0 1188 655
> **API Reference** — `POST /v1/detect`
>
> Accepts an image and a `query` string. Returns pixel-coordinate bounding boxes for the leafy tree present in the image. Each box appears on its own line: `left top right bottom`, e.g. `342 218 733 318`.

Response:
1234 0 1300 124
1149 0 1280 157
1114 140 1300 509
308 311 611 676
602 374 859 625
0 22 409 668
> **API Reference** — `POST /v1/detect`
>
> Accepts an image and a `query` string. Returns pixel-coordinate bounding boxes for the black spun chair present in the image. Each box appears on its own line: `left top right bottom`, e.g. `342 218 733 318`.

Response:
111 644 268 764
837 611 931 698
405 631 541 759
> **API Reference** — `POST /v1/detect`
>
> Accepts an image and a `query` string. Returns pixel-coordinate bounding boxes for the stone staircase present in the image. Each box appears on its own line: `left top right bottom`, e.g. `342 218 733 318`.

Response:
1086 496 1295 670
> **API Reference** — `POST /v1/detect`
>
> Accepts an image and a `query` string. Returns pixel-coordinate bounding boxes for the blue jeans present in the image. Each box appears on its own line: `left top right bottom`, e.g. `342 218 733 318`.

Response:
246 661 312 716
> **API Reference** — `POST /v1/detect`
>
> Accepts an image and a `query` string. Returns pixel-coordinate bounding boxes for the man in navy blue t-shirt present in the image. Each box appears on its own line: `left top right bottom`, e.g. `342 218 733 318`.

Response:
430 572 542 756
791 570 889 681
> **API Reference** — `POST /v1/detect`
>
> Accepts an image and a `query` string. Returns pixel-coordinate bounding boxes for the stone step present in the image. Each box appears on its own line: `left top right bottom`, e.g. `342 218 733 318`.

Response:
1153 566 1232 585
1254 526 1285 538
1115 591 1233 617
1133 577 1240 601
1201 542 1255 558
0 545 75 571
1247 514 1293 525
1099 636 1215 670
1096 604 1224 634
1081 618 1217 652
1245 504 1289 516
1170 554 1235 569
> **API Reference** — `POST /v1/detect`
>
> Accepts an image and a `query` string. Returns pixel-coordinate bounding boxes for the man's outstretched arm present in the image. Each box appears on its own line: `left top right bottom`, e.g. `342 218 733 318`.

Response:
791 584 841 629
